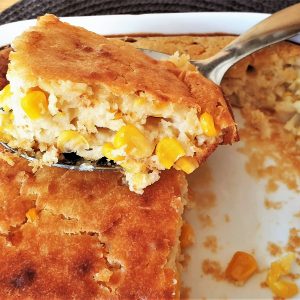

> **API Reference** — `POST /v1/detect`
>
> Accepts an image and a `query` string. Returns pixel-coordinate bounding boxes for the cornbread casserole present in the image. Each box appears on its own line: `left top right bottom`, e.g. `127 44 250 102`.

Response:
0 15 237 194
1 26 299 300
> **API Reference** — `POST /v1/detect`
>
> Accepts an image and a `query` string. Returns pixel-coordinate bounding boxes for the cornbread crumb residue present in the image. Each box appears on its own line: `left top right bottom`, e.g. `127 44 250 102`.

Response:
238 106 300 193
180 286 191 300
224 214 230 223
203 235 218 253
198 214 214 228
189 164 216 210
267 242 283 257
202 259 225 281
294 211 300 218
264 198 283 210
180 222 194 270
286 228 300 256
0 151 15 166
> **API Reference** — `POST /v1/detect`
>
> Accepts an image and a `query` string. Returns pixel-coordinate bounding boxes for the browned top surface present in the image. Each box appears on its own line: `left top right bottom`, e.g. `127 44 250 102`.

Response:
0 149 186 299
10 14 237 142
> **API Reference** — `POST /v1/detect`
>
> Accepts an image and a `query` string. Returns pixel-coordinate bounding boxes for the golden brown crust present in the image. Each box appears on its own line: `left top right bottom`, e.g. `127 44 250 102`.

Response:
0 46 10 90
10 14 237 143
0 148 186 299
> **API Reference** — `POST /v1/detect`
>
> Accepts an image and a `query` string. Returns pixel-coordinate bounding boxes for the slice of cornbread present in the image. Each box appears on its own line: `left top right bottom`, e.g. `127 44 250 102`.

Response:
0 148 187 299
0 14 237 194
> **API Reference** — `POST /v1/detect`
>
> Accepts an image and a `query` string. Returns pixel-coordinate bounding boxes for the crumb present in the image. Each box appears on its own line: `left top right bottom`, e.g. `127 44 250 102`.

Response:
180 222 195 248
286 273 300 280
202 259 225 281
260 281 268 288
294 211 300 218
267 242 282 256
224 214 230 223
238 106 300 193
266 180 278 193
0 152 15 166
188 163 213 188
264 198 283 210
203 236 218 253
180 253 191 269
180 286 191 300
194 191 216 210
285 228 300 254
198 214 213 228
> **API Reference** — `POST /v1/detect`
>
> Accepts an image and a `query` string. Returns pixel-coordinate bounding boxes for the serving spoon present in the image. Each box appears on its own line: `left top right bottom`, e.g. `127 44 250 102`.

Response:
1 3 300 170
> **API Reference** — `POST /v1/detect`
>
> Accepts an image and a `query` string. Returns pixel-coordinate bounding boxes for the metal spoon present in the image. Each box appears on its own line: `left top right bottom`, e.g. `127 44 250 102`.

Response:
1 3 300 170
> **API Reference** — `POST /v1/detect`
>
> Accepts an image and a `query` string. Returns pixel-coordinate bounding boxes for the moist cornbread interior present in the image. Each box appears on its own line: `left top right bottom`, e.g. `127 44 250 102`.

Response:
0 149 187 299
2 14 237 194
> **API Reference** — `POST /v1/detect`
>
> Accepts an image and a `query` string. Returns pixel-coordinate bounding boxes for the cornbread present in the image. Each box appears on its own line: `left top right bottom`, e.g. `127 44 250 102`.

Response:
0 148 187 299
0 15 237 193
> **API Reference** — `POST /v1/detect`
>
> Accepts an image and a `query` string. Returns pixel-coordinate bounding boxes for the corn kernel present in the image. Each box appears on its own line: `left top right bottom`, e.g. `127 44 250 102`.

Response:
225 251 258 283
113 124 154 159
0 84 12 104
174 156 199 174
156 137 185 169
26 208 38 222
200 112 217 137
267 253 296 283
0 132 12 143
57 130 89 152
21 90 48 120
102 143 124 161
134 97 146 106
266 253 298 298
0 112 14 142
268 280 298 298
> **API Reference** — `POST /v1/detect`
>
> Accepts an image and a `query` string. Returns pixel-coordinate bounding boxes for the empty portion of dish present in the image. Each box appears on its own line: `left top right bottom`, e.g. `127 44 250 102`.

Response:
0 14 237 193
0 148 187 299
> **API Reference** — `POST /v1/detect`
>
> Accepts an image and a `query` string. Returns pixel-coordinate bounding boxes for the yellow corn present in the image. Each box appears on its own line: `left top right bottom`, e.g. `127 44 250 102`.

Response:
102 143 124 161
113 124 154 159
200 112 217 137
21 90 48 120
0 132 12 143
134 97 146 106
268 280 298 298
0 112 13 128
174 156 199 174
0 84 12 104
57 130 89 152
225 251 258 283
0 112 14 142
267 253 296 283
266 253 298 298
26 208 38 222
156 137 186 169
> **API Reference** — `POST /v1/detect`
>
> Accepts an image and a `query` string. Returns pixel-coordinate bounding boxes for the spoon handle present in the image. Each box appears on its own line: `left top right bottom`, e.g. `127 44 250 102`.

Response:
194 3 300 84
